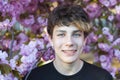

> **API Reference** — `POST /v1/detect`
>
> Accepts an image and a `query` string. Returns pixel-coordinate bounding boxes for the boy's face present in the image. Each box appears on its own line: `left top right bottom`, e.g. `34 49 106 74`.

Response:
49 25 86 63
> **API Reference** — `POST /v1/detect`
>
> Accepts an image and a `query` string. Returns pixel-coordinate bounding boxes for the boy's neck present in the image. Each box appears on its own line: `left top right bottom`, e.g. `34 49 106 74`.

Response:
53 59 84 76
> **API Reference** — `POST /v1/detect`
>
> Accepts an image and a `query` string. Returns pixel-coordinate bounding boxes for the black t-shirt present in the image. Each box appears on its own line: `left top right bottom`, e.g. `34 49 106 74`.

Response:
23 61 113 80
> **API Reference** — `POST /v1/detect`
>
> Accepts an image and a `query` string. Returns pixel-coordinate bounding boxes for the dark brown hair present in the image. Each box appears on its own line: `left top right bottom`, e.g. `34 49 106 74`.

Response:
47 4 92 38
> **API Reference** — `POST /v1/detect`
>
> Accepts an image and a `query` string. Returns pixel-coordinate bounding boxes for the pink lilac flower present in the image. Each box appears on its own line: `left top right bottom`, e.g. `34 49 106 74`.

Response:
85 2 102 19
17 63 30 75
98 43 111 52
114 49 120 60
39 0 44 3
28 40 37 49
10 1 24 17
42 47 54 61
99 55 107 62
9 17 17 26
109 0 117 6
0 50 8 60
102 27 109 33
25 0 38 13
3 3 14 15
115 5 120 22
1 0 8 5
102 27 113 42
41 33 49 42
0 73 4 80
115 5 120 14
17 32 29 45
37 16 48 27
0 19 11 31
108 49 114 58
83 45 91 53
0 2 3 12
30 24 43 34
19 0 31 7
107 34 113 42
93 53 99 62
86 32 98 44
10 59 17 70
21 55 36 64
99 0 117 7
9 55 19 70
103 33 114 42
2 39 17 51
110 67 117 79
21 48 38 63
18 40 39 75
36 39 45 50
22 15 35 27
19 44 34 56
108 14 114 21
112 38 120 46
20 40 38 56
0 17 16 30
100 58 112 71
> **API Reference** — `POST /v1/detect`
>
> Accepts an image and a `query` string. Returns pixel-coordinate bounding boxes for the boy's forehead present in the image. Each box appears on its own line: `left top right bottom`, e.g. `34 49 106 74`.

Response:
54 25 82 31
53 25 84 34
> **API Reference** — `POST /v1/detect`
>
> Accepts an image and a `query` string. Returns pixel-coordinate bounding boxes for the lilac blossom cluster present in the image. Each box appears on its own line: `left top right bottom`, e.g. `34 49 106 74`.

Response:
0 73 18 80
0 0 63 33
0 0 120 79
83 0 120 79
0 34 54 78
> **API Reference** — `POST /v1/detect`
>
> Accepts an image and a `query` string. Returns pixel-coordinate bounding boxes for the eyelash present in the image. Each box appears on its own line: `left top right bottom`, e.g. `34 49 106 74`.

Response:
57 33 81 37
73 33 81 37
57 34 65 37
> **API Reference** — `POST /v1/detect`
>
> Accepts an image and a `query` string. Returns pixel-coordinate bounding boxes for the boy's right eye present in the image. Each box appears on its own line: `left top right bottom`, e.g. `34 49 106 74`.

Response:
57 33 65 37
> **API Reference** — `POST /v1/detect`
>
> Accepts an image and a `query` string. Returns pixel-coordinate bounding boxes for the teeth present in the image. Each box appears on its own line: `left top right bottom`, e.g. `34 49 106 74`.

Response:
62 50 76 55
63 50 76 53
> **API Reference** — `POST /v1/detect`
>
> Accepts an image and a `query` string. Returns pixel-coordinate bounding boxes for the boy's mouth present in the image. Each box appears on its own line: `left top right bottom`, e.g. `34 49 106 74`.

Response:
62 50 77 56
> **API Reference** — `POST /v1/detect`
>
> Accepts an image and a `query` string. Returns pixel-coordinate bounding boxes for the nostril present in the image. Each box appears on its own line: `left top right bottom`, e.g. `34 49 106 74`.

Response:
65 42 74 47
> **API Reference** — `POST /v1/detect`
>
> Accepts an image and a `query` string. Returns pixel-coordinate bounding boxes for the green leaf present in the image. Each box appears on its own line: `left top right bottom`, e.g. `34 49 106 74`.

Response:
12 70 22 80
0 63 12 74
113 45 120 49
115 72 120 79
97 37 103 43
94 29 102 35
93 62 101 67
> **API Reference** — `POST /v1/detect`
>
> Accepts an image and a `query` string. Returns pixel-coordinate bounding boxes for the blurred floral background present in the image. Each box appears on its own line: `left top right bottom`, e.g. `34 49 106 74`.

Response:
0 0 120 80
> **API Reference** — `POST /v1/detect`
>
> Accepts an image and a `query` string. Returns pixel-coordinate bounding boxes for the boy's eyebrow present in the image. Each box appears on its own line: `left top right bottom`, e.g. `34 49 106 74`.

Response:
55 30 66 32
73 30 82 33
55 30 82 33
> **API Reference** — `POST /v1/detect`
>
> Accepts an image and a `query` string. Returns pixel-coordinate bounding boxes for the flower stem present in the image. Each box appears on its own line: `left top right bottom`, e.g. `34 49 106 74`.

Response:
9 28 14 59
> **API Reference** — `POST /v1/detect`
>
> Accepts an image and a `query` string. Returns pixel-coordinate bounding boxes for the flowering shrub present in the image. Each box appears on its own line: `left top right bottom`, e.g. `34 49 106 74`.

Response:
0 0 120 79
82 0 120 79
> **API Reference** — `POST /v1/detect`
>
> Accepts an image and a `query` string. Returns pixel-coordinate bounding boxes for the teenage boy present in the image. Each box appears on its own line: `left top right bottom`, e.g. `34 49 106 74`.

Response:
24 4 113 80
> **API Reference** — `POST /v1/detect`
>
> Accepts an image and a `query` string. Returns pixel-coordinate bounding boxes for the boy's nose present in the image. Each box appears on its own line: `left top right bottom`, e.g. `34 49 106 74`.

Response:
65 36 74 47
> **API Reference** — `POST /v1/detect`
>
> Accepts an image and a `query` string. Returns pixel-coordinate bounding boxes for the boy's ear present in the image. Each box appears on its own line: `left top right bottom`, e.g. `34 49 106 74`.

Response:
45 27 53 46
84 37 87 46
46 32 53 47
48 35 53 47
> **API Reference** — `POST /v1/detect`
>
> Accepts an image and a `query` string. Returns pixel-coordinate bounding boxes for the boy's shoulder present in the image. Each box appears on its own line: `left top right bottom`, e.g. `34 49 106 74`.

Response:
33 61 53 72
82 61 113 80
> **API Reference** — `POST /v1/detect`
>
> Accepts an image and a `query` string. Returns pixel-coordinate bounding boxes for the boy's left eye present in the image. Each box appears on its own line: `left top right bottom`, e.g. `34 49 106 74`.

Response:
73 33 81 37
57 33 65 37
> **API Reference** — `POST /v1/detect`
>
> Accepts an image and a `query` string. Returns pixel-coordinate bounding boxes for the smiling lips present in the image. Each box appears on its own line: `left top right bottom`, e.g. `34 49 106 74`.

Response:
62 50 77 56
